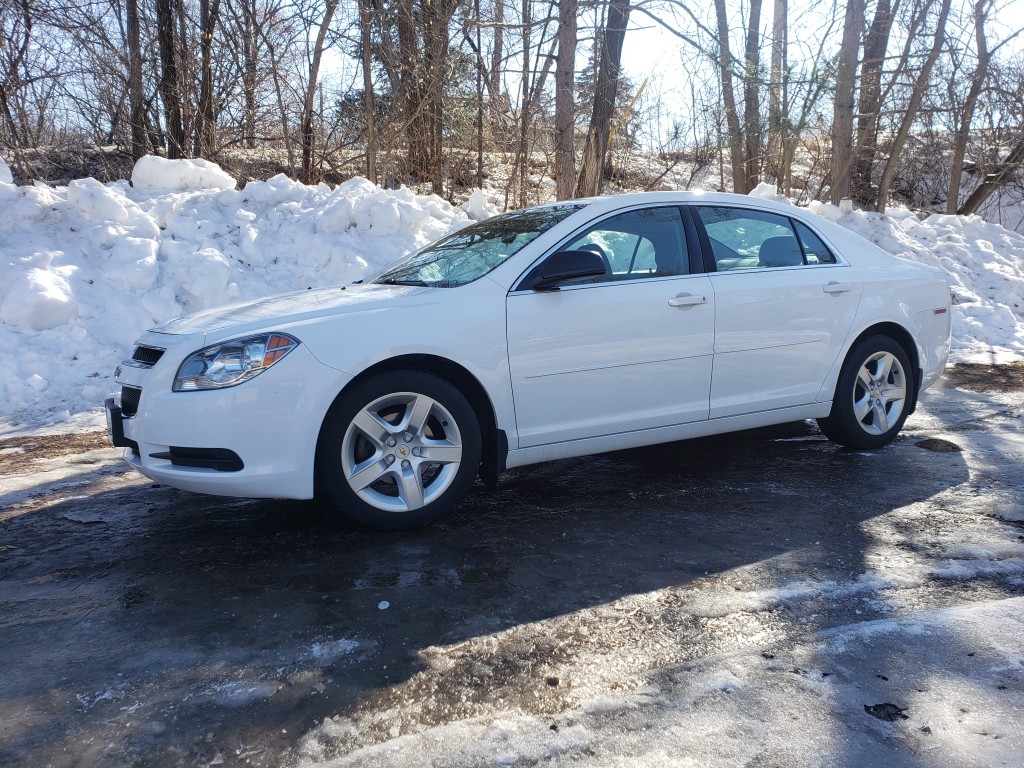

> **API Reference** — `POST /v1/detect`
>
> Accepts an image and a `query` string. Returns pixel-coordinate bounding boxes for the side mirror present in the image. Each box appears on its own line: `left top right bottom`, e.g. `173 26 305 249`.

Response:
528 249 608 291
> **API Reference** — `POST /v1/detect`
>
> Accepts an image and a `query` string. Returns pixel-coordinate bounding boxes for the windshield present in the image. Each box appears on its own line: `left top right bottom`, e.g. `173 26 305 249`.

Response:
373 203 586 288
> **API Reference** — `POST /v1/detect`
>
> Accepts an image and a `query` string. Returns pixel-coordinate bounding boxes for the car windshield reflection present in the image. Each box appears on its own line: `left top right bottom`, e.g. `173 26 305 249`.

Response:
373 203 586 288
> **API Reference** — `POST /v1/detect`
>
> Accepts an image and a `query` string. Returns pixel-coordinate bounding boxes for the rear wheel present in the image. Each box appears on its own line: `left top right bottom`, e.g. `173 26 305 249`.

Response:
316 371 482 529
817 335 914 449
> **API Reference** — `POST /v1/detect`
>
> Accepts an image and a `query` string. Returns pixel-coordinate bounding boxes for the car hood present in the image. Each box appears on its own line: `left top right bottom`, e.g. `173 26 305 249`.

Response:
151 284 426 337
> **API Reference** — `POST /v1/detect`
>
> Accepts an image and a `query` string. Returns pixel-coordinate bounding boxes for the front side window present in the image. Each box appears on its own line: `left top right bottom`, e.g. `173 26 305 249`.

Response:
373 203 586 287
559 206 689 285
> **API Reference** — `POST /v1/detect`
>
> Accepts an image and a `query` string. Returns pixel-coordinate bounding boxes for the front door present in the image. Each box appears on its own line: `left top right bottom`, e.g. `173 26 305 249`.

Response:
506 206 715 448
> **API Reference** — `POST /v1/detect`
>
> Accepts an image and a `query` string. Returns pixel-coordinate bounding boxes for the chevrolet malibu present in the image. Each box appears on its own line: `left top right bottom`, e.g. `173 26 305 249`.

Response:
106 192 951 528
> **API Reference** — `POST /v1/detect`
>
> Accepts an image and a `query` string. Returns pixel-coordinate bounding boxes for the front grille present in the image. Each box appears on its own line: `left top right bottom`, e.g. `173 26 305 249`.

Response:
120 386 142 417
131 345 165 366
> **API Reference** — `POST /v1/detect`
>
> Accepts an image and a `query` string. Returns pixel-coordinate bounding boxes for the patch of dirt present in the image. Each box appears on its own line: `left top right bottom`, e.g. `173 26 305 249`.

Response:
0 431 111 475
944 363 1024 392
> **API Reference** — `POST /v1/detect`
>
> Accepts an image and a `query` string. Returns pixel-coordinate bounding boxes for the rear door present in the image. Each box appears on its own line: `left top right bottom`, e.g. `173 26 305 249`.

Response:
691 206 863 419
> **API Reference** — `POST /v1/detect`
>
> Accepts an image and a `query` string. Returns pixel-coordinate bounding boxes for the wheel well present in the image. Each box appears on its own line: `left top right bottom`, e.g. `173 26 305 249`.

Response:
333 354 505 482
848 322 922 413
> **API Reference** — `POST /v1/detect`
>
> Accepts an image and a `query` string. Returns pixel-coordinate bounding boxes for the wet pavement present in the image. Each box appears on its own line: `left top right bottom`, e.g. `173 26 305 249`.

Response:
1 365 1022 767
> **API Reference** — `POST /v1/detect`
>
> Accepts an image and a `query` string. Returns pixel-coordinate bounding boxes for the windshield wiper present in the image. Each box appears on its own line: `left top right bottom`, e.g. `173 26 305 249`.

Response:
377 278 431 286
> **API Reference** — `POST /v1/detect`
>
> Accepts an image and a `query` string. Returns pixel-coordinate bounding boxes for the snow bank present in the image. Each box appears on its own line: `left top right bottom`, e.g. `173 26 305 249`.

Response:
0 162 480 428
0 155 12 185
131 155 236 192
0 166 1019 430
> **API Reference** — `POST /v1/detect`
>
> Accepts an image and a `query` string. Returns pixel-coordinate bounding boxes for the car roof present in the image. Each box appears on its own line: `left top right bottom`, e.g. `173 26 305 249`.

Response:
563 190 797 216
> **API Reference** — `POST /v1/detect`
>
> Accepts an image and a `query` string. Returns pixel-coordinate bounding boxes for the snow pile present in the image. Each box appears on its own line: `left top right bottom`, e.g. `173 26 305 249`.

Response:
0 155 12 184
0 160 477 428
131 155 237 192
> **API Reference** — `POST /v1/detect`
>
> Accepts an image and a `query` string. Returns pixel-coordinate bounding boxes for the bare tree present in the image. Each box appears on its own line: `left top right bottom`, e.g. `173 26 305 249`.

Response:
945 0 1020 213
959 132 1024 215
301 0 339 183
156 0 186 157
554 0 576 199
851 0 898 205
358 0 377 182
0 0 33 153
830 0 864 204
876 0 952 211
194 0 223 157
576 0 631 197
766 0 787 188
742 0 764 191
712 0 745 193
125 0 147 161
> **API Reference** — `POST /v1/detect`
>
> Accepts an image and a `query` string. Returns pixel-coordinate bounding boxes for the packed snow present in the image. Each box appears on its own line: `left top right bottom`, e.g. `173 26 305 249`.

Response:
0 157 1021 432
296 597 1024 768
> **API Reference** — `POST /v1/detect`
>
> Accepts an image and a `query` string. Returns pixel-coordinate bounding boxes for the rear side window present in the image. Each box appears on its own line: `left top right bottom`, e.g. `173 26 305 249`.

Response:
694 206 802 270
794 220 837 264
693 206 838 271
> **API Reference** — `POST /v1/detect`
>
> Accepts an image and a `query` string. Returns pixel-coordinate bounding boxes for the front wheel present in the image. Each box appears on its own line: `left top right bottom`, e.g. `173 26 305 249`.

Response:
817 335 914 450
316 371 482 529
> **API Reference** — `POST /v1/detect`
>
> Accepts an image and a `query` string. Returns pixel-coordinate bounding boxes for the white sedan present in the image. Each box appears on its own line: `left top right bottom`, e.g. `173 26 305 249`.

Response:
106 192 951 528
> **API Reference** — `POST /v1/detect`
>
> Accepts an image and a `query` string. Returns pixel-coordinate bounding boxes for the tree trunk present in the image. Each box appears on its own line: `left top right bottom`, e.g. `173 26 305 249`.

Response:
554 0 577 200
851 0 895 205
575 0 631 198
947 0 990 213
958 133 1024 215
126 0 146 162
517 0 531 206
194 0 222 158
712 0 746 194
490 0 505 132
396 0 428 180
767 0 787 188
241 0 258 148
423 1 450 195
359 0 377 183
876 0 952 211
742 0 764 191
156 0 186 158
301 0 339 184
830 0 864 204
474 0 484 188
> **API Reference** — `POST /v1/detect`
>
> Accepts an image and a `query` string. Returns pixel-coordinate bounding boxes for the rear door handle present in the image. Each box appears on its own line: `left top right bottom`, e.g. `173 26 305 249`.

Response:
668 293 707 308
823 282 853 294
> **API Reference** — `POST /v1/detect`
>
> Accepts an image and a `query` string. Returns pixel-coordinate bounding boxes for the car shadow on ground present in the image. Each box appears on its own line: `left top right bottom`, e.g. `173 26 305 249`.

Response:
0 417 974 766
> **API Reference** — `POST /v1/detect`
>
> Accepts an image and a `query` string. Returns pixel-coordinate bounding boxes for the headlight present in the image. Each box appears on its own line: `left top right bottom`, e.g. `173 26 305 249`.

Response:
173 333 299 391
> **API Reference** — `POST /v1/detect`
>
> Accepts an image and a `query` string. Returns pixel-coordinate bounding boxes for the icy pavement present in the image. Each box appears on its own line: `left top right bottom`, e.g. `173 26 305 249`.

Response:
300 598 1024 768
1 367 1022 767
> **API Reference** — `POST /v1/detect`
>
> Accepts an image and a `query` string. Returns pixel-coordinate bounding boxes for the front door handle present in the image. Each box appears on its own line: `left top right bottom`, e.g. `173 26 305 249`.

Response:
823 282 853 294
668 293 707 308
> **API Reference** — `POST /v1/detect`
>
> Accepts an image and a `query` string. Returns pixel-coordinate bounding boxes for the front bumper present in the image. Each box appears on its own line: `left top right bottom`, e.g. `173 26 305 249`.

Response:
105 398 138 452
108 340 351 500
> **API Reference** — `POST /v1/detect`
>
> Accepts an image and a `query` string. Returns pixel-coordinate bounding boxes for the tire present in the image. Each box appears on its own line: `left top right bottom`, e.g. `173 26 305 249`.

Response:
316 371 482 530
817 335 914 450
